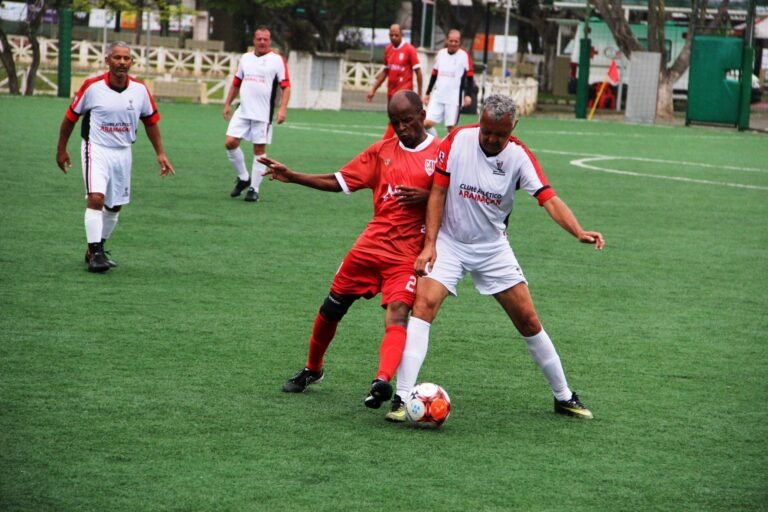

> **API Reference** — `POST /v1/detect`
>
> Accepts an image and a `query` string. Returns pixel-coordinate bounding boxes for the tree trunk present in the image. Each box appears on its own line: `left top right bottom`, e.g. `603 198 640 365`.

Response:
23 0 45 96
656 74 676 119
0 25 20 95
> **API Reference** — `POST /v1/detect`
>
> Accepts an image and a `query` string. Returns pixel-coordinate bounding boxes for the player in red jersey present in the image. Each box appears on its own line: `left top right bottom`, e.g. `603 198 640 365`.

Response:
56 41 174 273
367 24 423 140
260 91 439 420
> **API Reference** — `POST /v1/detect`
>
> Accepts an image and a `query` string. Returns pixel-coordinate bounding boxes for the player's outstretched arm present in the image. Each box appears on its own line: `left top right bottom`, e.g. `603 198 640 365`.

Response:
56 118 76 173
259 156 341 192
542 196 604 249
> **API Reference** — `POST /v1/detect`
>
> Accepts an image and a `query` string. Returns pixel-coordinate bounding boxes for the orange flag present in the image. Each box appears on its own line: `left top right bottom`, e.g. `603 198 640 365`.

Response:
608 59 620 84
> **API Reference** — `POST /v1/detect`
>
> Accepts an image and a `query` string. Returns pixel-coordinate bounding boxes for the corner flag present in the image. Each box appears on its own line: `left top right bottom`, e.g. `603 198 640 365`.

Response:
608 59 620 85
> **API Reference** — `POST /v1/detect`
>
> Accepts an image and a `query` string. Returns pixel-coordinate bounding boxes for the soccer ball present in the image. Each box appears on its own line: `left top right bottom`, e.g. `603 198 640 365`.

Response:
405 383 451 427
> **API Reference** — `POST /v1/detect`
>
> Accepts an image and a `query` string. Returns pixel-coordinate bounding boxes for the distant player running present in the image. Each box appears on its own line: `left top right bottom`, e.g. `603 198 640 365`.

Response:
56 41 174 273
223 25 291 203
260 91 439 421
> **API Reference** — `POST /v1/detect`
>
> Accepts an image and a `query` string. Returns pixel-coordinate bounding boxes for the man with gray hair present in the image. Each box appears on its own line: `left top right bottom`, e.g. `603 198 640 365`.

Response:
391 93 604 421
56 41 174 272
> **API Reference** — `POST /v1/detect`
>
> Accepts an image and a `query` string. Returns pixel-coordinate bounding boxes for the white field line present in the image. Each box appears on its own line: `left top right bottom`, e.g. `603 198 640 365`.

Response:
568 156 768 190
284 123 768 190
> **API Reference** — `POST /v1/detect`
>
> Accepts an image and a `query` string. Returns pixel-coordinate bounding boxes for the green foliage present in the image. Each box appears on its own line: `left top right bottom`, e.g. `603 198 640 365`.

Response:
1 97 767 511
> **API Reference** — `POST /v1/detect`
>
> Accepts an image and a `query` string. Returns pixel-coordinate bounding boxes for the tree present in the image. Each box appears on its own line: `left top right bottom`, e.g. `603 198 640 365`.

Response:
204 0 399 54
591 0 731 118
0 22 21 94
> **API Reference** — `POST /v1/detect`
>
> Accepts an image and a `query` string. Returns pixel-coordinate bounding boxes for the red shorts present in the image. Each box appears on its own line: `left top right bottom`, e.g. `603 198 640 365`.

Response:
330 247 417 308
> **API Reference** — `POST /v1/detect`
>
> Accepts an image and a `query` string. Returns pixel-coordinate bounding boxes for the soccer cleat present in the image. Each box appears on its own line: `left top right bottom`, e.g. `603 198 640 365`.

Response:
84 247 117 268
87 248 111 273
230 178 251 197
282 367 324 393
244 187 260 202
364 379 393 409
385 394 407 422
554 392 593 419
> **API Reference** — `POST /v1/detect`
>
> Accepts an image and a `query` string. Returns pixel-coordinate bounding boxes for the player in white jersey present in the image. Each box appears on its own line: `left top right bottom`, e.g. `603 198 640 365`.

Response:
56 41 175 273
223 26 291 203
394 94 605 420
423 29 474 135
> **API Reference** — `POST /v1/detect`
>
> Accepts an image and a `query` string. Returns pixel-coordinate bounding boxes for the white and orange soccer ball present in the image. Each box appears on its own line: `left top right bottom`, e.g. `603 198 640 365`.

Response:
405 383 451 427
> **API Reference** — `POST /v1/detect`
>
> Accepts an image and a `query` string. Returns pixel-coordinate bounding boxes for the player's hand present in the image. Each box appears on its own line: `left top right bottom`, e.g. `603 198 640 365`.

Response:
393 185 429 205
157 155 175 176
56 150 72 174
259 156 292 183
223 104 231 120
579 230 605 250
367 90 375 102
422 94 430 105
276 110 287 124
414 245 437 277
463 95 472 108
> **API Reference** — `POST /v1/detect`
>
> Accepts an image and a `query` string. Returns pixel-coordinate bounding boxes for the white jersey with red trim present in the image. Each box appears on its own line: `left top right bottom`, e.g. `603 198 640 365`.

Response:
66 73 159 148
434 125 556 244
430 48 473 105
233 51 290 122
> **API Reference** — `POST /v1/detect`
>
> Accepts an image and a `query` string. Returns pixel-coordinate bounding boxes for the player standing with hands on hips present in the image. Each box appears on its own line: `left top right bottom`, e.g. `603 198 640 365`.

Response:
260 91 440 421
223 26 291 203
395 94 604 419
56 41 174 273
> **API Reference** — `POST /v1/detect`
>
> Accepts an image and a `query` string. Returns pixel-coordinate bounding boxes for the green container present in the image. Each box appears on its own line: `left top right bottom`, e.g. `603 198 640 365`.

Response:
686 35 743 126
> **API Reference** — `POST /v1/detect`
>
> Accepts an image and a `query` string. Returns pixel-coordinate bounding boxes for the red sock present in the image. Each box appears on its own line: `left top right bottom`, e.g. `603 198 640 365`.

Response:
375 325 407 381
382 123 395 139
305 312 338 371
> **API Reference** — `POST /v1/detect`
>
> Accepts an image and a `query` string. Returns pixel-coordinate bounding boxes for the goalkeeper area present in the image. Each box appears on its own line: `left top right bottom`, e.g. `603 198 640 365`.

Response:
1 96 767 511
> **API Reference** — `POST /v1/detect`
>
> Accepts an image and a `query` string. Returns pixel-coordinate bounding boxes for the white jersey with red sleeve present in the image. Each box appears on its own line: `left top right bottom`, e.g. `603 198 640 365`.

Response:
430 48 474 105
233 50 290 122
333 134 440 261
65 73 159 147
434 125 556 244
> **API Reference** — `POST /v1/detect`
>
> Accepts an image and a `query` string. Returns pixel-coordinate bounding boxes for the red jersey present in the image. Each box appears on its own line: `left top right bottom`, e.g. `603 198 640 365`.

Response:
335 134 440 261
384 42 421 98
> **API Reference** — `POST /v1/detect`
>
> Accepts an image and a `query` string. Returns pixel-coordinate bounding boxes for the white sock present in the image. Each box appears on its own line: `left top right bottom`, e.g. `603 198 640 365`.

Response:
523 329 572 401
227 148 249 181
395 317 431 399
251 154 266 192
84 208 103 244
426 127 438 137
102 209 120 241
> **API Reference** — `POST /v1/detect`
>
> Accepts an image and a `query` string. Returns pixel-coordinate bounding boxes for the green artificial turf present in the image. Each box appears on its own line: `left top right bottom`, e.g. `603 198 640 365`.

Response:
1 95 767 511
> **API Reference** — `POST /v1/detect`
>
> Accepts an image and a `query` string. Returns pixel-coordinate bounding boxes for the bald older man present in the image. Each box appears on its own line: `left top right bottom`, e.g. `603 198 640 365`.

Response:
368 24 423 139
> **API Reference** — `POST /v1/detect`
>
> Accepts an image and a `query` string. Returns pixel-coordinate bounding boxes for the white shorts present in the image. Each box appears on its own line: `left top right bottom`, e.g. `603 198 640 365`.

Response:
226 109 273 144
426 100 461 127
82 140 132 208
425 231 527 296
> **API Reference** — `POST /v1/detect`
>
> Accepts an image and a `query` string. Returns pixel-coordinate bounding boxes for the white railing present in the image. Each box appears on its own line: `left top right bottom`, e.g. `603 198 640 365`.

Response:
343 61 378 89
0 35 539 112
484 77 539 116
2 35 238 78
